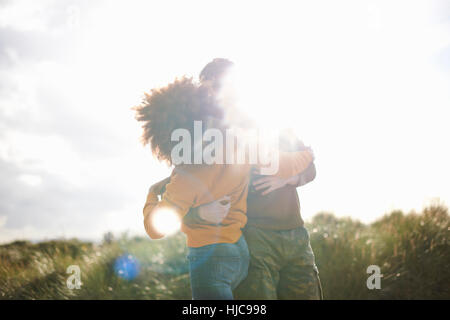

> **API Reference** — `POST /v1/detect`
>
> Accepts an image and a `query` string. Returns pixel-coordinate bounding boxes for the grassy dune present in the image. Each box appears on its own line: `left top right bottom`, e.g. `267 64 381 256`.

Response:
0 205 449 300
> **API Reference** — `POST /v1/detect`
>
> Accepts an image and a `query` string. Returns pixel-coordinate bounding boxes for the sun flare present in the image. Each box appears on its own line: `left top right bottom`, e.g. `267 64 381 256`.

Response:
151 208 181 236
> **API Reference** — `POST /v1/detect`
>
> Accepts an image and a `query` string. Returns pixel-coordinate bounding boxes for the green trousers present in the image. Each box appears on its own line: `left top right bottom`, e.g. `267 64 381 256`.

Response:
234 225 323 300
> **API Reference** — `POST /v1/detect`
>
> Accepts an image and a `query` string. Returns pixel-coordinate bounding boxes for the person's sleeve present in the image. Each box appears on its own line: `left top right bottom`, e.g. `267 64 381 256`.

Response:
292 162 317 187
143 168 198 239
142 191 162 239
255 131 314 178
278 133 316 183
275 150 314 179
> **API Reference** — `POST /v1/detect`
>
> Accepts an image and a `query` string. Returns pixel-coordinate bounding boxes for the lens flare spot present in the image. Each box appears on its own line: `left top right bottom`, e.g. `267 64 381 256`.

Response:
151 208 181 236
114 254 140 280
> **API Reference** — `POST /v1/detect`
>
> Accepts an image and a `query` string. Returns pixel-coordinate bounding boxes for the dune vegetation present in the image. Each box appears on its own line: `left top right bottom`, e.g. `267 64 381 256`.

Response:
1 205 448 300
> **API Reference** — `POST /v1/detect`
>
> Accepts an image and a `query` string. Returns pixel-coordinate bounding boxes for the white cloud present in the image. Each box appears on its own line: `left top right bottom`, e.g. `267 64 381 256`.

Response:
18 174 42 187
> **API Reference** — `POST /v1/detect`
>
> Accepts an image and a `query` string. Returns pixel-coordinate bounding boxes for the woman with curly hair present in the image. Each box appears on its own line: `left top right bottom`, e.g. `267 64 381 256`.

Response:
134 73 314 299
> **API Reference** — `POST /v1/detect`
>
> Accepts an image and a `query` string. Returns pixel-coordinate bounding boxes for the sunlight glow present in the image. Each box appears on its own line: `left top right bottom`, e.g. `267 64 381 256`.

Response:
41 0 450 223
151 208 181 236
1 0 449 243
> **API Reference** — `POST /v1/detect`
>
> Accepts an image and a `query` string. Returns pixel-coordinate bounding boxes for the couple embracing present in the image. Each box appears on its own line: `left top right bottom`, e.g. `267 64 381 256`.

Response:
134 58 322 300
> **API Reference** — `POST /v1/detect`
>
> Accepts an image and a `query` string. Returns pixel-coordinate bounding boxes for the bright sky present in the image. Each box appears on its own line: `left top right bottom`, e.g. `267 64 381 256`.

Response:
0 0 449 243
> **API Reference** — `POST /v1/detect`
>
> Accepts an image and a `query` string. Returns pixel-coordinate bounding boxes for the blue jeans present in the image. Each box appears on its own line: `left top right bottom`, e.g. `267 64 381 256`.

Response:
187 236 250 300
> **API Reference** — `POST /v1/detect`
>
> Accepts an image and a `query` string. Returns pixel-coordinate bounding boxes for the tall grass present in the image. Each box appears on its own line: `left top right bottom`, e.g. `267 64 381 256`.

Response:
0 205 448 299
308 204 450 299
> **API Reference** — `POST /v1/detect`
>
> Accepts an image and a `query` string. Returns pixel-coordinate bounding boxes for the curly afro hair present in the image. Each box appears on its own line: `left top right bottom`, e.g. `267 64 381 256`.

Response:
134 77 223 165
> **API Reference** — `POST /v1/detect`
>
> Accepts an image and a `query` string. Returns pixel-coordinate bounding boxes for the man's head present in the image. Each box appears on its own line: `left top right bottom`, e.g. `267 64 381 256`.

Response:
199 58 240 123
199 58 235 92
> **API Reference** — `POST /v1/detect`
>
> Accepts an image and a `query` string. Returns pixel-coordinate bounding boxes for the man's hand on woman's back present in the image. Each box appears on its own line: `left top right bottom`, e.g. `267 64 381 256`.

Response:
252 175 293 196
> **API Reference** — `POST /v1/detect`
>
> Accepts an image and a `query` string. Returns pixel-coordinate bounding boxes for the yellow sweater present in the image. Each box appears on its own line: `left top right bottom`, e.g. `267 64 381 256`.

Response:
143 150 313 247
